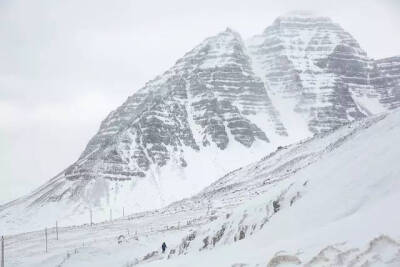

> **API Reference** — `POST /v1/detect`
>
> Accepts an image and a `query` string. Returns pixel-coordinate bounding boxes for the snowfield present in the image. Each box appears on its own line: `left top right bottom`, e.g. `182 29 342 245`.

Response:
2 109 400 267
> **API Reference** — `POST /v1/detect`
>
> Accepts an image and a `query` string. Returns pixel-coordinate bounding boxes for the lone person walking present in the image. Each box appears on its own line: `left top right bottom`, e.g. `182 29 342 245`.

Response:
161 242 167 253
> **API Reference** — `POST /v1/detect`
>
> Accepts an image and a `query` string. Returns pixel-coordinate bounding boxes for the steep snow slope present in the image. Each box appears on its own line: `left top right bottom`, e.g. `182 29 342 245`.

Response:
2 110 400 267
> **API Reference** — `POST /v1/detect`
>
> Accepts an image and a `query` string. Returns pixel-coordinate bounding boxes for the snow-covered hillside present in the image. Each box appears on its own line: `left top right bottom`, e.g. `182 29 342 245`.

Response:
2 109 400 267
1 11 400 234
0 28 287 232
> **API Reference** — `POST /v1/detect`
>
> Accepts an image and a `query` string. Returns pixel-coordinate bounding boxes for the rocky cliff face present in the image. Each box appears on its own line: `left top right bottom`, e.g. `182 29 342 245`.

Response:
66 28 287 182
1 28 290 224
372 56 400 110
246 11 400 135
1 12 399 229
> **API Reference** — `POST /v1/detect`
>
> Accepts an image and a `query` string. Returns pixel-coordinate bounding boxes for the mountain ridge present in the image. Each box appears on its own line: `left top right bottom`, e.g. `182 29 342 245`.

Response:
1 12 399 234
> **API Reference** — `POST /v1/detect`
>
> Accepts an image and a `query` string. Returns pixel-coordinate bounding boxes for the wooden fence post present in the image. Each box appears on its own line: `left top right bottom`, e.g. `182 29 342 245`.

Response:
1 235 4 267
45 228 48 253
56 221 59 240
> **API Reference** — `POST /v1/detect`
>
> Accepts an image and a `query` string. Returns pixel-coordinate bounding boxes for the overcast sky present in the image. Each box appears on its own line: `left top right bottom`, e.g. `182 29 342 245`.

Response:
0 0 399 205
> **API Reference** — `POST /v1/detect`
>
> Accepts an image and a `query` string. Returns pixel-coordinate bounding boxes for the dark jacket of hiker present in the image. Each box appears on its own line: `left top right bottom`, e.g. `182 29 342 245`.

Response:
162 242 167 253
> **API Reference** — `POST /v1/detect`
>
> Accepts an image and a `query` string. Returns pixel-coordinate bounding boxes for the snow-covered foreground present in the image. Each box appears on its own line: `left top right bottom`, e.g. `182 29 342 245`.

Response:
2 110 400 267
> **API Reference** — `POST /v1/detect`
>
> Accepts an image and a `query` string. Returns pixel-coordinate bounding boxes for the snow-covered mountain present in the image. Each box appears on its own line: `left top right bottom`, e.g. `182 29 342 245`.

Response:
247 11 396 134
0 28 289 232
4 107 400 267
373 56 400 109
1 12 399 233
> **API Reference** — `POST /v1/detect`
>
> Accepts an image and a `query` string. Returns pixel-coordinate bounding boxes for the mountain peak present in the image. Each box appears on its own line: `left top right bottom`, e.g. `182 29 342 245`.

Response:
183 27 243 59
225 26 234 33
275 10 332 23
223 27 240 35
284 10 318 17
215 27 242 40
1 12 399 235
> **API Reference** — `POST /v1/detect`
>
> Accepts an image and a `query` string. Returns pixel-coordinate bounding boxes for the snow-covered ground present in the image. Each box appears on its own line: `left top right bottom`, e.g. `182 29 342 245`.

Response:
0 138 276 235
2 110 400 267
